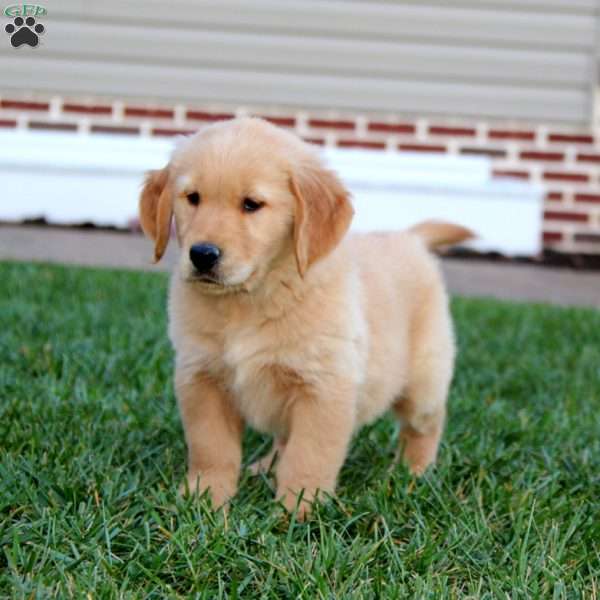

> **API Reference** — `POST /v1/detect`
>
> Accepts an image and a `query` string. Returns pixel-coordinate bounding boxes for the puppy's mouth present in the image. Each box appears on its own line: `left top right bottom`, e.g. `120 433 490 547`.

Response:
187 272 221 285
185 270 250 295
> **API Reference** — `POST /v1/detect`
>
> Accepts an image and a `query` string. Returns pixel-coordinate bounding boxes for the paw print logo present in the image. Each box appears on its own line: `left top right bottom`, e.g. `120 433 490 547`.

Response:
5 16 44 48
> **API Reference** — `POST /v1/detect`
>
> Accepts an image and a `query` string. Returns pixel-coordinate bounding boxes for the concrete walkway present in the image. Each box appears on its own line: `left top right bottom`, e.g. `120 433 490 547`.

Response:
1 225 598 309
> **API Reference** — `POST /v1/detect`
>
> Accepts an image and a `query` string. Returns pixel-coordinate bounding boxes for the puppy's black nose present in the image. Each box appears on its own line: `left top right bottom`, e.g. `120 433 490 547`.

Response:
189 243 221 273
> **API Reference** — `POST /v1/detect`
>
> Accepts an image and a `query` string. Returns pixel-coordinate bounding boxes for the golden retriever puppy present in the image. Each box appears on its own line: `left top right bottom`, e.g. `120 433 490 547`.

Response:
139 117 472 518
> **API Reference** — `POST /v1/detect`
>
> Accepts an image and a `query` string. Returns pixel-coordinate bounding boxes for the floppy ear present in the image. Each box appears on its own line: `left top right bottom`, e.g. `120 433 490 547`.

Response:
139 167 172 262
290 161 354 277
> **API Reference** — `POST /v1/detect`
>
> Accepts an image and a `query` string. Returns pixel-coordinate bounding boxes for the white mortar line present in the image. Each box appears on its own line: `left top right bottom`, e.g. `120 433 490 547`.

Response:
139 120 152 137
475 122 488 144
355 115 367 139
113 100 124 123
415 118 428 142
385 135 398 152
296 112 309 138
536 125 548 148
173 104 186 127
324 131 337 148
15 114 28 131
49 96 61 121
78 117 91 135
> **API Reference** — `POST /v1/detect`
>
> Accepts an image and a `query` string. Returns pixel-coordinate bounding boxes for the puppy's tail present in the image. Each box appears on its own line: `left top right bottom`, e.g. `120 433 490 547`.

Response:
408 220 475 250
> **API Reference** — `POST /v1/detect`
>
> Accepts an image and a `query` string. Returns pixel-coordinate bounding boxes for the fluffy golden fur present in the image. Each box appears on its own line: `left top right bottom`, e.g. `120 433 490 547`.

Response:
139 117 473 518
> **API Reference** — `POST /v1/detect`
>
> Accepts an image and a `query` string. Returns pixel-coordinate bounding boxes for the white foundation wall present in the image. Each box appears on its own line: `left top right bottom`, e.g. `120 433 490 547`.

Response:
0 130 542 256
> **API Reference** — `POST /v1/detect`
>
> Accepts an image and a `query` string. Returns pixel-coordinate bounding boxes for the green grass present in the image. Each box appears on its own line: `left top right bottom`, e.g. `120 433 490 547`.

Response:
1 261 599 598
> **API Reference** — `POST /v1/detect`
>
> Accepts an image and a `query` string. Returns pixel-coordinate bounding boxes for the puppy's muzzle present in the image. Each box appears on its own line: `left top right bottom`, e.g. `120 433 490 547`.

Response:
189 242 221 275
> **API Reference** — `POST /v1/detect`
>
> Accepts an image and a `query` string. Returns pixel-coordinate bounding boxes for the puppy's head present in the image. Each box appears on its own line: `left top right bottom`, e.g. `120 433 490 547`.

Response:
139 118 353 293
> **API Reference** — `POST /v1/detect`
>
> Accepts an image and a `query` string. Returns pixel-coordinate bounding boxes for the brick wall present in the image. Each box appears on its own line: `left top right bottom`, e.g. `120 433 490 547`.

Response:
2 93 600 256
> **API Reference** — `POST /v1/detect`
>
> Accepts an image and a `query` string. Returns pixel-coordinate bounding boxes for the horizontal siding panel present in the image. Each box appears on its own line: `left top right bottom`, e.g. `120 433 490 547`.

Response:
23 23 591 87
338 0 599 14
50 0 597 49
0 56 586 122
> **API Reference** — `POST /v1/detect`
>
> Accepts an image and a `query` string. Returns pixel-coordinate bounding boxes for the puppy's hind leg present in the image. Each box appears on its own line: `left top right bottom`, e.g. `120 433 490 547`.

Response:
393 298 454 476
393 398 446 476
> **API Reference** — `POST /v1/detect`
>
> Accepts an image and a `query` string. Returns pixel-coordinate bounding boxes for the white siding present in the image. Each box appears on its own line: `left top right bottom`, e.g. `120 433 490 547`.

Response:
1 0 599 123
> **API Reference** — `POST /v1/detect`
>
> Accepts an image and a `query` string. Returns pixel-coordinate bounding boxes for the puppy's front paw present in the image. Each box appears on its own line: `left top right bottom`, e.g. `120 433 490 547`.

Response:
179 471 237 508
277 485 320 521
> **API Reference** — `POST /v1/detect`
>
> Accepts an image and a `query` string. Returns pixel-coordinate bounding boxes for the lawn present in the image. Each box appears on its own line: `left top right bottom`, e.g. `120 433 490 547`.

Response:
1 261 599 598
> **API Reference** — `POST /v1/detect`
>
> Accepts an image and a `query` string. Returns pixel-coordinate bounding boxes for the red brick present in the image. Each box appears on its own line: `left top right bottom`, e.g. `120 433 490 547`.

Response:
460 147 507 158
492 169 530 180
575 193 600 204
542 231 563 242
546 191 563 202
544 210 588 223
260 116 296 127
1 100 49 111
368 122 415 134
520 151 564 162
429 125 476 137
125 106 174 119
308 118 355 130
91 125 139 135
337 139 386 150
548 133 594 144
0 119 16 128
543 171 589 183
399 143 446 153
151 127 195 137
574 232 600 243
489 129 535 141
576 153 600 163
63 103 112 115
186 110 234 122
303 137 326 146
29 121 77 132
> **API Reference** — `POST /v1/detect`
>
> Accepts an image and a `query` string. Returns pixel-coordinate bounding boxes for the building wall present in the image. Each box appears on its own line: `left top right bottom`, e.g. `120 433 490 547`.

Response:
1 93 599 255
2 1 600 253
1 0 598 124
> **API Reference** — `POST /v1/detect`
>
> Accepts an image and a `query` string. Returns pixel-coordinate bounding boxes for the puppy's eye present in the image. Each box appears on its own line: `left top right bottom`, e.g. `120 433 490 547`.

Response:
187 192 200 206
242 197 264 213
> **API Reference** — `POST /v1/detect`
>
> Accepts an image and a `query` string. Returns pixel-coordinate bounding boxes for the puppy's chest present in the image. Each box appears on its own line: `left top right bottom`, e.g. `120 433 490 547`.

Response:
220 326 302 435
